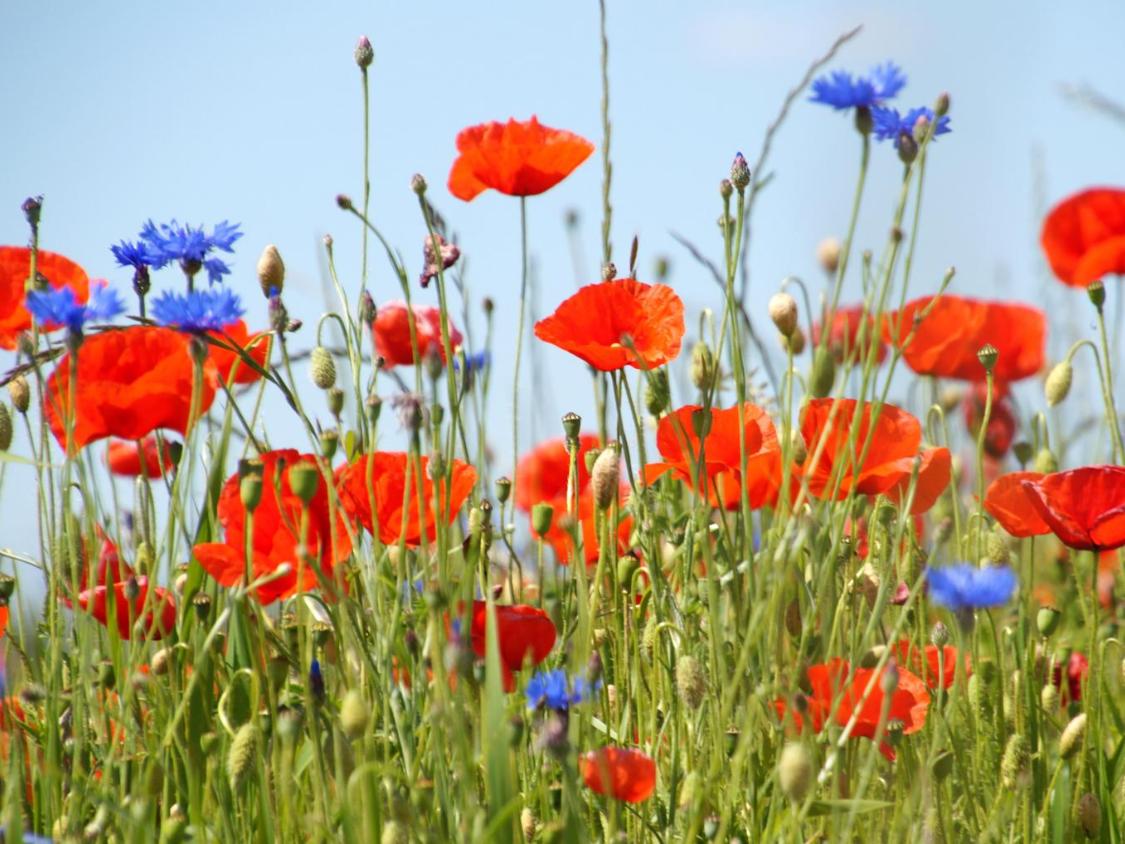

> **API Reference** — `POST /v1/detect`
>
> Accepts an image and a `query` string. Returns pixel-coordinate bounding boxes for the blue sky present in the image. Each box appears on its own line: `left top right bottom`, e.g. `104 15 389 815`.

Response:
1 1 1124 560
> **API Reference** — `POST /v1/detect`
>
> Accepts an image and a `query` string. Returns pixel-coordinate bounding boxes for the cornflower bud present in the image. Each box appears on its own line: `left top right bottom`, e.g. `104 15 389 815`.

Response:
719 179 733 200
897 132 919 164
778 743 813 803
268 292 288 335
336 194 354 211
768 292 799 337
934 92 951 118
21 195 42 230
8 376 29 414
855 106 874 135
359 291 377 326
931 621 950 648
354 35 374 69
256 245 285 297
310 346 336 389
410 173 427 195
1044 359 1073 406
730 152 751 192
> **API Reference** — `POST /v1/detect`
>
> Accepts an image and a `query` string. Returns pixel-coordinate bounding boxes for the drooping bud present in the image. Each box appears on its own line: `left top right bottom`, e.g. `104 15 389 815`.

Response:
8 376 29 414
1044 360 1073 407
354 35 374 69
691 341 717 390
0 404 12 452
336 194 354 211
780 325 806 355
256 245 285 297
645 368 670 416
730 152 751 192
590 446 620 510
768 292 799 337
309 346 337 389
675 655 707 710
778 743 813 803
816 237 841 275
1059 712 1086 759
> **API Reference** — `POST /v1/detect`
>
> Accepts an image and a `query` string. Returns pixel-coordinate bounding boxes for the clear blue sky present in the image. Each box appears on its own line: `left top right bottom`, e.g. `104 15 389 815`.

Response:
1 1 1124 562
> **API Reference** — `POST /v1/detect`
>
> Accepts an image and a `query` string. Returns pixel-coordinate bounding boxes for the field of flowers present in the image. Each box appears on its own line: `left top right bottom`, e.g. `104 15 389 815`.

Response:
1 15 1125 844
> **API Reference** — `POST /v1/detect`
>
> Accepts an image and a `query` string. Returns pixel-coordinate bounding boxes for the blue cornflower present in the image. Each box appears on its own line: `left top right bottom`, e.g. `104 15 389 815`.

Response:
525 669 599 712
871 106 951 149
110 239 157 271
925 564 1016 612
138 219 242 284
809 61 906 110
309 658 325 704
151 287 244 332
454 350 490 375
26 282 125 334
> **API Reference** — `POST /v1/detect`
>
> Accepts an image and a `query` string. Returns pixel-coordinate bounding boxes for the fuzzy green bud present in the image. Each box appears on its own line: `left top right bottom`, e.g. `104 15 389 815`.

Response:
227 723 258 792
326 387 345 417
257 245 285 297
381 821 408 844
809 346 836 398
310 346 336 389
691 341 717 390
1034 448 1059 475
7 376 29 414
1041 683 1059 711
590 445 620 510
645 368 670 416
789 430 808 465
354 36 374 69
0 403 12 451
675 655 707 710
320 429 339 460
340 689 369 740
1000 734 1029 788
531 502 554 537
1036 606 1062 638
1045 359 1073 407
778 742 813 803
239 458 264 512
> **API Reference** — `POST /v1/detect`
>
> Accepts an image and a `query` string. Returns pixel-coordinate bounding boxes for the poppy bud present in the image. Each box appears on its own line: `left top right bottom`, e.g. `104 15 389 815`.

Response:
227 723 258 792
779 324 806 356
691 341 717 390
931 621 950 648
257 245 285 297
645 368 670 416
1012 440 1033 466
730 152 751 192
310 346 336 390
768 292 799 337
1033 448 1058 475
354 35 374 68
427 451 446 481
855 105 873 135
809 346 835 398
1044 359 1073 406
1077 792 1101 839
366 393 382 427
591 446 620 510
410 173 427 195
788 430 808 465
0 404 12 452
1087 280 1105 310
719 179 733 200
561 412 582 441
676 655 707 710
1037 606 1061 638
340 689 369 740
998 733 1030 789
897 132 919 164
778 743 812 803
239 459 264 512
8 376 29 414
326 387 345 417
934 92 951 118
288 461 320 504
815 237 841 275
531 502 554 537
1059 712 1086 759
493 476 511 504
977 343 999 373
601 262 616 282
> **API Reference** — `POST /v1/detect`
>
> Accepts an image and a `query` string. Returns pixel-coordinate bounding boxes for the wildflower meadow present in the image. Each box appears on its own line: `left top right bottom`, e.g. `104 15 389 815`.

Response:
3 5 1125 843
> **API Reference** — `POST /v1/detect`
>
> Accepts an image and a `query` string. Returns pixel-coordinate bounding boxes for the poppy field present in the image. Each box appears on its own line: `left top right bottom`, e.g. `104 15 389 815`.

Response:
4 13 1125 844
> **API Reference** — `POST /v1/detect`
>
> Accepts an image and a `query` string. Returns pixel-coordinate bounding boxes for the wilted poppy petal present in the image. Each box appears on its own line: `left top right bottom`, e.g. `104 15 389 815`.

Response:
1041 188 1125 287
580 747 657 803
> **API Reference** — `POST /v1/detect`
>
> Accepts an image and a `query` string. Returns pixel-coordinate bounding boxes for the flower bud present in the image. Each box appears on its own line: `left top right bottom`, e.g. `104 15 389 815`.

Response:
8 376 29 414
645 368 670 416
256 245 285 297
1034 448 1058 475
816 237 841 275
354 35 374 69
780 324 806 355
719 179 733 200
778 742 812 803
310 346 337 390
410 173 427 195
1041 683 1059 711
768 292 798 337
934 92 951 118
1000 733 1029 788
730 152 751 192
809 346 836 398
1036 606 1061 638
336 194 354 211
0 404 12 452
340 689 369 740
881 660 900 695
326 387 345 417
1060 712 1086 759
590 446 620 510
227 723 258 792
359 291 377 327
320 429 339 460
494 476 512 504
520 808 537 841
531 502 555 537
288 461 320 505
897 133 919 165
789 430 808 465
1044 360 1073 407
691 341 717 390
22 195 42 229
675 655 707 710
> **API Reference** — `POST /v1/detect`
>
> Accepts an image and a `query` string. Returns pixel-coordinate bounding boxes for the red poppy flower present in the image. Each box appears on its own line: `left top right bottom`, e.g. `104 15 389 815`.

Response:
984 471 1050 538
884 295 1046 384
1020 466 1125 552
448 116 594 201
796 398 950 514
891 640 970 690
547 486 633 566
468 601 556 690
813 304 886 364
44 326 218 451
534 278 685 372
336 451 476 547
1051 652 1089 705
962 382 1017 458
580 747 657 803
193 449 352 605
0 606 7 639
644 403 781 509
1041 188 1125 287
372 301 462 369
774 658 930 761
207 320 271 385
76 577 176 641
106 436 178 478
0 246 91 349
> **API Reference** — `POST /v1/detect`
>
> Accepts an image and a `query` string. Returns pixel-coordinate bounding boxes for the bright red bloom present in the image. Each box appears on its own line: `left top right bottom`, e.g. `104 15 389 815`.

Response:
813 304 886 364
1051 652 1089 705
644 403 781 510
534 278 685 372
891 640 970 690
962 383 1017 458
106 436 177 478
984 471 1050 538
207 320 271 385
468 601 556 690
796 398 951 514
884 295 1045 384
448 116 593 201
336 451 477 547
372 301 462 369
44 327 218 451
0 246 90 349
193 450 352 605
76 577 176 641
1041 188 1125 287
0 606 7 639
774 658 930 761
1020 466 1125 551
580 747 657 803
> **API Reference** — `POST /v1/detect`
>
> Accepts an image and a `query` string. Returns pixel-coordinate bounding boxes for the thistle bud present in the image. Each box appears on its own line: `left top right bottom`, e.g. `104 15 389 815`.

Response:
590 446 620 510
256 245 285 297
531 502 554 537
1059 712 1086 759
310 346 336 389
410 173 427 195
1034 448 1058 475
730 152 751 192
561 412 581 441
1087 280 1106 310
977 343 999 374
645 368 670 416
1077 792 1101 839
288 461 320 504
1044 359 1073 406
768 292 799 337
816 237 841 275
675 655 707 710
0 404 12 452
809 346 836 398
778 743 812 803
354 35 374 69
8 376 29 414
227 723 258 792
931 621 950 648
691 341 717 390
340 689 369 740
1036 606 1061 638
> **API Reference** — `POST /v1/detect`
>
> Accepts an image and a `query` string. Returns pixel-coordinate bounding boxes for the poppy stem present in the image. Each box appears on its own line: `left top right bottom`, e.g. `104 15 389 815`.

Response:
1093 305 1125 463
511 197 529 509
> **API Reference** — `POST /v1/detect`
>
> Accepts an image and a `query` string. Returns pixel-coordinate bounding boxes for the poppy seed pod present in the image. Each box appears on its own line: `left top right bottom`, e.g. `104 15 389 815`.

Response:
227 723 258 792
977 343 999 373
1059 712 1086 759
310 346 336 389
778 743 812 803
591 446 620 510
340 689 369 740
319 429 339 460
1044 359 1073 406
675 655 707 710
288 461 320 505
8 376 29 414
494 476 512 504
257 245 285 297
0 404 12 451
768 292 799 337
531 502 555 537
354 35 374 69
1087 280 1106 310
561 412 582 441
239 459 264 511
816 237 841 275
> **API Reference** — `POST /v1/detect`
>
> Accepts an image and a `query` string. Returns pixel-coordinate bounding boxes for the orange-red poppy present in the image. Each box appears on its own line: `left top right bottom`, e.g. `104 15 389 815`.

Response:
1051 651 1089 705
76 577 176 641
193 449 352 605
372 301 462 369
207 320 271 385
448 116 594 201
0 606 7 639
774 658 930 761
44 326 218 451
890 640 970 690
0 246 91 349
1041 188 1125 287
962 382 1017 458
984 471 1050 538
1098 550 1119 609
644 403 781 510
1021 466 1125 552
813 304 886 364
468 601 556 690
106 436 177 478
580 747 657 803
336 451 476 547
795 398 950 514
534 278 685 372
884 295 1045 384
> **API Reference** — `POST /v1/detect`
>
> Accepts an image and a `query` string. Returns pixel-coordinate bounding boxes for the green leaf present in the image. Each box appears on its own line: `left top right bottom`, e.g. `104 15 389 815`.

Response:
807 799 893 817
